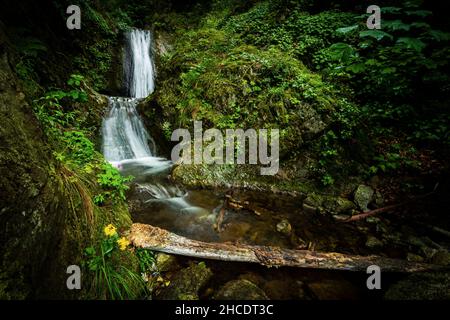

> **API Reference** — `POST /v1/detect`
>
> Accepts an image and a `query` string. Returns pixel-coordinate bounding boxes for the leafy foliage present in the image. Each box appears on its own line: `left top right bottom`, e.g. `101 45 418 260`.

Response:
84 225 146 299
95 163 134 205
320 3 450 147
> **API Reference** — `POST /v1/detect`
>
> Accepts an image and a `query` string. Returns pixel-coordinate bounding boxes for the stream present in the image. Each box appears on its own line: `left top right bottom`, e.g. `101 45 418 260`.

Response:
100 28 407 299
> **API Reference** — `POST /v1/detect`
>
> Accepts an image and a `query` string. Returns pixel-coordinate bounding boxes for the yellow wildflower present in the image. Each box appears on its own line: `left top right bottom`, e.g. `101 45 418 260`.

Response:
117 237 130 251
104 224 117 237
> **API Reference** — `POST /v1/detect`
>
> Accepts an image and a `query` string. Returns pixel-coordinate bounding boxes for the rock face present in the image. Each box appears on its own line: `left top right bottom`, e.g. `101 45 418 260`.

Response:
214 279 269 300
157 263 213 300
385 272 450 300
0 26 130 299
0 48 68 298
353 185 374 211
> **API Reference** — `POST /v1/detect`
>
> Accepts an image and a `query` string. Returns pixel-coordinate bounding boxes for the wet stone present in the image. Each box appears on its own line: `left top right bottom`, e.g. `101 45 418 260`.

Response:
307 279 359 300
276 219 292 236
353 185 374 211
365 236 384 249
385 271 450 300
156 262 212 300
214 279 269 300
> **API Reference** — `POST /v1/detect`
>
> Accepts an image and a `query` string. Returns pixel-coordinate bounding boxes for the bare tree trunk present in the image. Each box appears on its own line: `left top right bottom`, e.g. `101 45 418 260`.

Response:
129 223 441 273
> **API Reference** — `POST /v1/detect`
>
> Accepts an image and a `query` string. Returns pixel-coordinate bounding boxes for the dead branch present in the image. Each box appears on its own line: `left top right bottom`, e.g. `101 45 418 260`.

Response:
129 223 443 273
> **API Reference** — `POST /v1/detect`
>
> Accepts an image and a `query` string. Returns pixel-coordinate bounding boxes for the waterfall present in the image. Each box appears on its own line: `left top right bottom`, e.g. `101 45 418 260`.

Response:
101 97 155 162
102 29 158 163
101 28 192 207
123 29 155 98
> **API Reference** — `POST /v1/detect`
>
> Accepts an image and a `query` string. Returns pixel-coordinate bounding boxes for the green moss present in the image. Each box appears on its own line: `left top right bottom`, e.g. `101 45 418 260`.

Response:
141 2 363 193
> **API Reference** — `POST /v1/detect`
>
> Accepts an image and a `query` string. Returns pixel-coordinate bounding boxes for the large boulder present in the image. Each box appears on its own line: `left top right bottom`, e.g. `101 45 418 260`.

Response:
214 279 269 300
157 262 213 300
385 272 450 300
307 279 359 300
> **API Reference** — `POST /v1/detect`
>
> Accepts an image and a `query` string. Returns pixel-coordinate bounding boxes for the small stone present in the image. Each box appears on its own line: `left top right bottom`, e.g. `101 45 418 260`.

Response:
156 253 179 272
430 250 450 266
332 197 356 215
421 246 438 260
407 253 424 262
276 219 292 236
302 203 317 215
354 185 374 211
333 214 351 221
304 193 324 208
374 191 384 207
365 236 383 249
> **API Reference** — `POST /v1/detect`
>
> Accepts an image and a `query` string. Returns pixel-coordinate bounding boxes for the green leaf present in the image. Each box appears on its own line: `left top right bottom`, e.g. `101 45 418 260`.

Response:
346 63 366 73
327 43 356 63
381 7 402 14
405 10 432 17
410 22 430 30
383 20 410 31
359 30 393 41
429 30 450 42
336 25 359 34
85 247 96 256
396 37 426 52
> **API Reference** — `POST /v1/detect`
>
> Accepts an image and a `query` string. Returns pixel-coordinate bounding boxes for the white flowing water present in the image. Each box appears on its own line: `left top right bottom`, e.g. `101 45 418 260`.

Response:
102 97 154 162
101 29 192 205
99 29 302 245
124 29 155 98
102 29 171 176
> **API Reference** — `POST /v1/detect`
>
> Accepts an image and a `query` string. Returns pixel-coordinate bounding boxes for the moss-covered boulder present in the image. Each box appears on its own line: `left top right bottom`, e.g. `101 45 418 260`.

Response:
303 193 356 216
385 272 450 300
353 185 374 212
0 47 70 298
214 279 269 300
157 262 213 300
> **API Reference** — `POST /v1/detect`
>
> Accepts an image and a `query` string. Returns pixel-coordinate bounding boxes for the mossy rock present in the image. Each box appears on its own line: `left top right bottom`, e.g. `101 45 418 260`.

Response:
214 279 269 300
303 193 355 216
385 272 450 300
353 185 374 211
157 262 213 300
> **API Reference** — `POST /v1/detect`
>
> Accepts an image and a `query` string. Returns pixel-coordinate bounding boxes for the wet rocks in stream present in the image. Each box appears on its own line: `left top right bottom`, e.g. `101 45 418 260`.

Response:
385 271 450 300
307 279 360 300
276 219 292 236
156 262 212 300
353 185 375 212
214 279 269 300
303 193 356 217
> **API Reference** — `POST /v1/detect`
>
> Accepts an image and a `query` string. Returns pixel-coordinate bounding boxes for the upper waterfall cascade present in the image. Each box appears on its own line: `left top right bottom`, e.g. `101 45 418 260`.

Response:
124 29 155 98
102 29 160 163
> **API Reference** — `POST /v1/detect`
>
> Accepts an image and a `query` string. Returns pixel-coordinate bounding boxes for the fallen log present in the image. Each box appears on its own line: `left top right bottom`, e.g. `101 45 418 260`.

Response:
129 223 442 273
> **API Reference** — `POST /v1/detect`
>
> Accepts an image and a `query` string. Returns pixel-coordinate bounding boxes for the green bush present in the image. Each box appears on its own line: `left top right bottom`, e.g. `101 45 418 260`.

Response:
96 163 134 204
